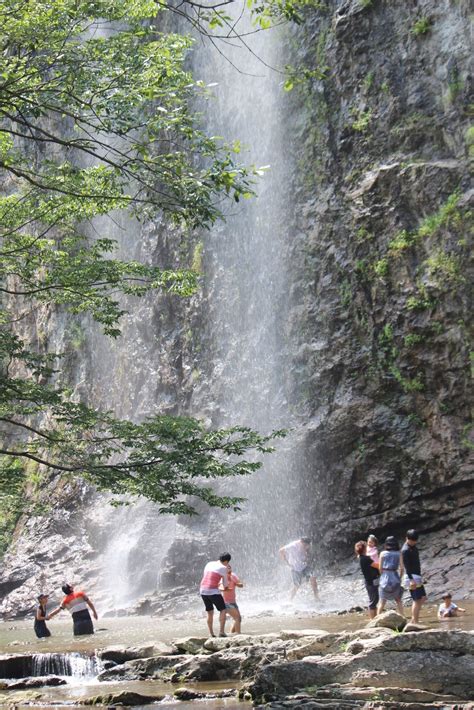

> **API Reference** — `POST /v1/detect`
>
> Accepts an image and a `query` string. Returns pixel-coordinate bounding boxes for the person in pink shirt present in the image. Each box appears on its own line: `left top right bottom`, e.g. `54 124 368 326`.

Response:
220 564 243 634
366 535 380 564
199 553 231 637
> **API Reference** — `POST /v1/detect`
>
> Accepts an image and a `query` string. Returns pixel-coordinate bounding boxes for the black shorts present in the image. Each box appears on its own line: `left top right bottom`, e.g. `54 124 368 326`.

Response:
410 585 427 601
72 609 94 636
201 594 226 612
365 581 379 610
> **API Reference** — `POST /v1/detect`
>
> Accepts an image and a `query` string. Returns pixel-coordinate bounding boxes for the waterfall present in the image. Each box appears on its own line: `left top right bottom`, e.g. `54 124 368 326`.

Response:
87 5 307 606
0 653 102 679
31 652 101 678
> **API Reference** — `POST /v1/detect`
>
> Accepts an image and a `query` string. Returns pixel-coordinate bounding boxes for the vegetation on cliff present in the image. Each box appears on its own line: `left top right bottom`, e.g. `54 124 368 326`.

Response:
0 0 301 522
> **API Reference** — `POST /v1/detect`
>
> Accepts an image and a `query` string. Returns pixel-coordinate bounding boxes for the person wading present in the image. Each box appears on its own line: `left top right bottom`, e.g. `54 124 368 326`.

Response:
34 594 51 638
48 583 98 636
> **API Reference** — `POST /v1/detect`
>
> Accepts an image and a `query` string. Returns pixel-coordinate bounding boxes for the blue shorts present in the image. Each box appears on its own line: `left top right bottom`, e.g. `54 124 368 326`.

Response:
225 602 239 610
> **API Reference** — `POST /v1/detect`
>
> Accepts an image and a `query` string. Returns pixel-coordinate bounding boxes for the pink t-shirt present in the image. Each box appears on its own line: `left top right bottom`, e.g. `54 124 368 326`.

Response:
199 561 229 595
367 546 379 564
222 573 240 604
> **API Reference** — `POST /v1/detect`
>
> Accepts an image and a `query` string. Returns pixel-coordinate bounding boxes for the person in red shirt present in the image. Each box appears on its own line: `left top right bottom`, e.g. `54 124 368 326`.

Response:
220 564 243 633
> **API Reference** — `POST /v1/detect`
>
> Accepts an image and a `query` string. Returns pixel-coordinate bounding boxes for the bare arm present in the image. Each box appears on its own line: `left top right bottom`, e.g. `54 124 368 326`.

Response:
83 594 98 620
36 607 47 621
279 547 288 563
47 606 62 620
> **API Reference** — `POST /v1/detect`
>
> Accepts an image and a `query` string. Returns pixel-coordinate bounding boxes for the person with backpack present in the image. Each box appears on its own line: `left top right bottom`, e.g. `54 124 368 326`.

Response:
377 536 404 617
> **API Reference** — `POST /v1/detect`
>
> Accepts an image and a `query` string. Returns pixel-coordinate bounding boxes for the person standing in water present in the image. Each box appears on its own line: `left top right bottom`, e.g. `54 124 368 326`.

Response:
279 537 319 600
48 583 98 636
34 594 51 638
199 553 230 637
220 563 243 633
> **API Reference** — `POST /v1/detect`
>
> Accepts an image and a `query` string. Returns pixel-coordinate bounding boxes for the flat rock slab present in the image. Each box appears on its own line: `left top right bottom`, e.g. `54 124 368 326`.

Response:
80 690 164 705
7 675 66 689
98 642 176 663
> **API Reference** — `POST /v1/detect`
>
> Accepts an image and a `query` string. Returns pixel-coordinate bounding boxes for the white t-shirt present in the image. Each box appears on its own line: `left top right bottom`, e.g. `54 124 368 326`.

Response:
283 540 309 572
438 602 457 617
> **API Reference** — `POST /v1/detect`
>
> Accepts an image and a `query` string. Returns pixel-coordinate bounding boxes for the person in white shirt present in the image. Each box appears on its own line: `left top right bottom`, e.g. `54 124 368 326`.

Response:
438 592 466 619
279 537 318 600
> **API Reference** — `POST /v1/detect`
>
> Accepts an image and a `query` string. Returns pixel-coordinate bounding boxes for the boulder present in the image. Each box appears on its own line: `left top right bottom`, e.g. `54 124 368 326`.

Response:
173 636 208 654
404 622 429 632
97 642 175 664
170 650 247 682
97 654 188 681
81 690 164 705
366 610 407 631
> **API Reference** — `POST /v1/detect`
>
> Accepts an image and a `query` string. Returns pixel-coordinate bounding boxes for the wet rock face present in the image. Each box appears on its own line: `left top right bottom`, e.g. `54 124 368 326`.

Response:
285 0 473 590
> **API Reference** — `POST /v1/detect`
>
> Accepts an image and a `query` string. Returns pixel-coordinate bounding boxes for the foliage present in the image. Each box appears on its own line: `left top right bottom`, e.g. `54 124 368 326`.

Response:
0 0 292 516
0 457 26 555
411 17 432 36
351 109 372 133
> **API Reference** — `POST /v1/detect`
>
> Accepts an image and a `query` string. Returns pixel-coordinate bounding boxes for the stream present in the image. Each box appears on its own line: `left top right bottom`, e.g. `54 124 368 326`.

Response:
1 603 472 708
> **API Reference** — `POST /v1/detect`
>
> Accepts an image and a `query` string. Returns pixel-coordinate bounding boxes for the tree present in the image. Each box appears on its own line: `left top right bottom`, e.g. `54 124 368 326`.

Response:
0 0 289 519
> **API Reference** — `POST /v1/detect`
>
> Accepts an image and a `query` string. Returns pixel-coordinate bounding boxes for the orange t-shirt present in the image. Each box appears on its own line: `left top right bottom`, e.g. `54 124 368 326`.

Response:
222 573 240 604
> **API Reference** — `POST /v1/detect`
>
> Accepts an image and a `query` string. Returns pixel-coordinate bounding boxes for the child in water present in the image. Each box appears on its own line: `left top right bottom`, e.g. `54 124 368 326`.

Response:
34 594 51 638
220 564 243 634
366 535 379 564
438 592 466 619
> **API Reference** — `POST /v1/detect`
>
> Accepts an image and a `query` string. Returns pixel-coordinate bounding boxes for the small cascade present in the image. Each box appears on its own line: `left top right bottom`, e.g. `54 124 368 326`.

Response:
31 652 102 679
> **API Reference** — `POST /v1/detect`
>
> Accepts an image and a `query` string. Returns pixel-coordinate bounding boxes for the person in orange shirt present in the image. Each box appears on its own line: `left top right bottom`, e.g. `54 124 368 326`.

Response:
48 583 98 636
220 564 243 634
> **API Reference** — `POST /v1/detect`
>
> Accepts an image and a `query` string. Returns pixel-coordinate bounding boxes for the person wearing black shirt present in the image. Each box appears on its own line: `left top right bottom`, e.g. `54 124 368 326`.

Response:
355 541 380 618
402 529 427 624
34 594 51 638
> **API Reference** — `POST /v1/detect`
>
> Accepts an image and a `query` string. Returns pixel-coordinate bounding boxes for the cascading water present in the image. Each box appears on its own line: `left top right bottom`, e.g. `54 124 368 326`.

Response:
31 652 102 679
86 7 314 609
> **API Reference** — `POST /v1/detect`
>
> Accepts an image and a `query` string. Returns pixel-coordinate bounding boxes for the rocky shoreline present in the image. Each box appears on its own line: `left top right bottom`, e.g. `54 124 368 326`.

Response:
1 612 473 707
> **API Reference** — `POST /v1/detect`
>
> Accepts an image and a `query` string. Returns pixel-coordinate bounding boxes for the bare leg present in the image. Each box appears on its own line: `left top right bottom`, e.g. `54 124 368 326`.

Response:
219 609 227 635
411 597 425 624
289 585 299 600
396 597 405 617
227 608 241 633
368 607 377 619
310 576 319 599
377 598 386 616
206 610 215 637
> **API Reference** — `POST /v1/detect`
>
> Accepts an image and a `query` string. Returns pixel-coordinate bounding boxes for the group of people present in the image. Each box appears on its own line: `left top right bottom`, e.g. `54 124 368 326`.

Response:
34 532 465 640
34 584 98 638
355 529 466 623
